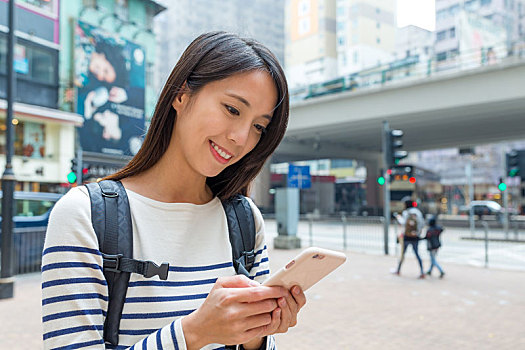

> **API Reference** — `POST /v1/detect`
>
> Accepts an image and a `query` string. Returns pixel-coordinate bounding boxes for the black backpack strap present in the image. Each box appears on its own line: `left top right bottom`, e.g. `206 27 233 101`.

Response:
222 195 256 277
85 180 169 346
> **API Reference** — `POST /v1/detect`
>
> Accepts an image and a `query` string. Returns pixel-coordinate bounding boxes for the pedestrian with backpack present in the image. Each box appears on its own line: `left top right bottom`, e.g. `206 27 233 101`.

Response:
394 198 426 278
42 32 305 350
425 216 445 278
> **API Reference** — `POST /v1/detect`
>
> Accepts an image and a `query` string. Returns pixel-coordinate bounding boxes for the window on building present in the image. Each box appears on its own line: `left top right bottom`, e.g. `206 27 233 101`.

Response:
436 9 447 22
376 8 380 14
0 121 46 158
82 0 97 8
376 37 381 44
449 27 456 38
298 17 311 35
353 51 359 64
449 4 460 15
338 36 345 46
436 30 447 41
115 0 129 21
146 4 155 30
481 0 492 6
437 52 447 61
298 0 311 16
377 22 381 29
18 0 56 14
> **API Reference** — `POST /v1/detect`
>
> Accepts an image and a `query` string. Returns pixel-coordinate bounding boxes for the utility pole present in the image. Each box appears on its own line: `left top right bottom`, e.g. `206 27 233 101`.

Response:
0 0 16 300
382 122 391 255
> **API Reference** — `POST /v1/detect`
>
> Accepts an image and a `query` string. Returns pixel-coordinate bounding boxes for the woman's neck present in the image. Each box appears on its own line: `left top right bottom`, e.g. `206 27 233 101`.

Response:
121 156 213 205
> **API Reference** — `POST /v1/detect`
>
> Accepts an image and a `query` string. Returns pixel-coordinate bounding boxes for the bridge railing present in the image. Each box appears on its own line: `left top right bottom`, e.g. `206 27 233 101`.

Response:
0 227 47 275
290 40 525 103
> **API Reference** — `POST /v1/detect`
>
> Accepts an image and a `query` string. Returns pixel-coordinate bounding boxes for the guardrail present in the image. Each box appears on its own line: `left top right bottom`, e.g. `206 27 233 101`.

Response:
290 39 525 103
0 227 47 275
265 213 525 271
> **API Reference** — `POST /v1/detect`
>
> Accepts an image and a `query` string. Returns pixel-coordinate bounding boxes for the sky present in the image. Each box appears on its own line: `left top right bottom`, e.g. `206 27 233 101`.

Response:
397 0 436 31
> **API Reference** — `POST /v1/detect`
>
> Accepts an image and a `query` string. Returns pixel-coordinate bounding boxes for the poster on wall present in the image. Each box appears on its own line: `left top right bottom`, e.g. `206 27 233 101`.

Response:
22 122 45 159
74 21 145 156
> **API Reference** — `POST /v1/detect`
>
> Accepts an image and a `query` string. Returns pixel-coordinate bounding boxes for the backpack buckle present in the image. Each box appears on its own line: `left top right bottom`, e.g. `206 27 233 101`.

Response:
102 253 123 273
243 250 255 270
143 261 170 280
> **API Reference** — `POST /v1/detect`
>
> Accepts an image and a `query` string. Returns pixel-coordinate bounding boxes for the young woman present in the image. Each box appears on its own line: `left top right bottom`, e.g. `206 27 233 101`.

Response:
42 32 306 349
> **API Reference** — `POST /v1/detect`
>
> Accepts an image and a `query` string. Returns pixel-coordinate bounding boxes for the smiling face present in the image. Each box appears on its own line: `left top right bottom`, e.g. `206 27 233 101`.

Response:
170 70 278 180
89 52 116 83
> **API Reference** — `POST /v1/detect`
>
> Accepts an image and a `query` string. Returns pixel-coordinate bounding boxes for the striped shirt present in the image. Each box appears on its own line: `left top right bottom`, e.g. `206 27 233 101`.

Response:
42 186 275 349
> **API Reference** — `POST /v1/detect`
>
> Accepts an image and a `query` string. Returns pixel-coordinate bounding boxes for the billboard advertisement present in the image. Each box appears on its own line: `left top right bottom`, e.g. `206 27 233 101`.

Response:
74 21 145 156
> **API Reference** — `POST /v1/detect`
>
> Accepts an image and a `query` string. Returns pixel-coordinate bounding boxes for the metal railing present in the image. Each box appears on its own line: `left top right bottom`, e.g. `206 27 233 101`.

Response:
267 213 525 271
290 40 525 103
0 227 46 275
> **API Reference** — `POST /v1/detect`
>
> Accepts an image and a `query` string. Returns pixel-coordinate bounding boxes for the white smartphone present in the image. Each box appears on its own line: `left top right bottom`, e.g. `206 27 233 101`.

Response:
262 247 347 291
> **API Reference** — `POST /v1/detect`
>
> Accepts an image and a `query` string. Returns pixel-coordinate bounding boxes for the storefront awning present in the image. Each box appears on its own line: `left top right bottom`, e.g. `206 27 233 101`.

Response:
0 99 84 126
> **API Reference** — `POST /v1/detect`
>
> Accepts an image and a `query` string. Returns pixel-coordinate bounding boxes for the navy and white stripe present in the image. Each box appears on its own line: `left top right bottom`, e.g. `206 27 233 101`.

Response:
42 187 276 349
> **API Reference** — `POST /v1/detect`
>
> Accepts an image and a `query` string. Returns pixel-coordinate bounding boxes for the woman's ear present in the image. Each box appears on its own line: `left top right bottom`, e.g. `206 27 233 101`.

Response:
172 83 188 112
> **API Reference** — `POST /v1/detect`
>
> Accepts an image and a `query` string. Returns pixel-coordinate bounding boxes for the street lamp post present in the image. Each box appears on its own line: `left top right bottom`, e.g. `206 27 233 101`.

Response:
0 0 16 300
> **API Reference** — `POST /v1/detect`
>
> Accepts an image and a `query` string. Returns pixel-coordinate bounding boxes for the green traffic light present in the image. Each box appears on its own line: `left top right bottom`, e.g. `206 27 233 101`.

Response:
67 171 77 184
498 182 507 191
509 169 518 177
377 176 385 185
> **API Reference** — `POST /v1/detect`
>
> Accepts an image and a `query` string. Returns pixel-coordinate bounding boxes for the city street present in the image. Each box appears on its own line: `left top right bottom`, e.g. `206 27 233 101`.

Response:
1 221 524 349
262 219 525 272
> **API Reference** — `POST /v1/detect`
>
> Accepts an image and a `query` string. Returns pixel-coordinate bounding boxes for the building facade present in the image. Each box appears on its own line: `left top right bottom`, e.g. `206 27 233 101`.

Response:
285 0 338 88
335 0 396 76
155 0 285 92
0 0 83 193
434 0 525 70
59 0 165 179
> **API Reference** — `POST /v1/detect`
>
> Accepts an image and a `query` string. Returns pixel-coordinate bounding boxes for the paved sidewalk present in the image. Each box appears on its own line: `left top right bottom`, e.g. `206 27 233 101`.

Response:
1 247 524 349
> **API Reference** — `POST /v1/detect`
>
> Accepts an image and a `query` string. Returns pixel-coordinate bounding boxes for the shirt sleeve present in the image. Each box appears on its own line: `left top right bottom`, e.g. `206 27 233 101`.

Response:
41 187 187 350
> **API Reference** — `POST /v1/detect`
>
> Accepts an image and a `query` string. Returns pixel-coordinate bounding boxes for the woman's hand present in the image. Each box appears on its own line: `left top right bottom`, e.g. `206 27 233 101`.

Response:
270 285 307 334
181 275 287 349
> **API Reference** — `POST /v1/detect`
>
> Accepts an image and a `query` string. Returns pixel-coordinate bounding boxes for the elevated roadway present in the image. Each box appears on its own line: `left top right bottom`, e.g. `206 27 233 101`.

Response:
275 59 525 162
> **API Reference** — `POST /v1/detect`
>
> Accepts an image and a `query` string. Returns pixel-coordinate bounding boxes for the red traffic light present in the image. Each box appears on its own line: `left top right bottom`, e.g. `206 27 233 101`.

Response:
82 167 89 175
409 177 416 184
412 201 418 207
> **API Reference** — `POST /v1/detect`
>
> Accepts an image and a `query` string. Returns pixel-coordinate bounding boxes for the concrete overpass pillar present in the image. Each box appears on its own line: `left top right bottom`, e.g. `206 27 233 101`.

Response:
250 159 272 211
364 158 382 215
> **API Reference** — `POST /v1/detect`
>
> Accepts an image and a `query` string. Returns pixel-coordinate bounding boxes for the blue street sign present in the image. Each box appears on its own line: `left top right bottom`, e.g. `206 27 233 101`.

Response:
288 165 311 189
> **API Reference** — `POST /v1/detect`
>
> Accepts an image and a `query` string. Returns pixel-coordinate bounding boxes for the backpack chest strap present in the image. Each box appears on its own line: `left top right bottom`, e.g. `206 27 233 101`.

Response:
101 253 169 280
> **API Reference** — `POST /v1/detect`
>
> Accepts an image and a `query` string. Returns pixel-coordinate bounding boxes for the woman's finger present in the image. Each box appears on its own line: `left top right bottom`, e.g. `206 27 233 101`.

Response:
291 285 307 310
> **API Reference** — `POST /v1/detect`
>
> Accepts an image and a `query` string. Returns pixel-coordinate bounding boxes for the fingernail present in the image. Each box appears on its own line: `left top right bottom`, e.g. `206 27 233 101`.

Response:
293 287 301 295
279 297 287 307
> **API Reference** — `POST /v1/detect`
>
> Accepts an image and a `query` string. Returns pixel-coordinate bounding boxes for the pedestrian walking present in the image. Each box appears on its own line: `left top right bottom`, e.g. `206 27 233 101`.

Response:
425 216 445 278
41 32 305 350
394 198 426 278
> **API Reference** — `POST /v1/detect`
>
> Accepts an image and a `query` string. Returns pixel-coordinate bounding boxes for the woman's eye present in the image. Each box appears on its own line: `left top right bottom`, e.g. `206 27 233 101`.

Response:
225 105 240 116
254 124 267 134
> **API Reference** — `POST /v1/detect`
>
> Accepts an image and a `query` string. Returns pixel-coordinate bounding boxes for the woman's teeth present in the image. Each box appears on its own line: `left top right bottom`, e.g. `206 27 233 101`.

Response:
211 141 232 160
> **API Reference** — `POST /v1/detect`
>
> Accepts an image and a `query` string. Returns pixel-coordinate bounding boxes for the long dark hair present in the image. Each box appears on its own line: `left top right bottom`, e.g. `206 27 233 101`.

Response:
106 32 289 200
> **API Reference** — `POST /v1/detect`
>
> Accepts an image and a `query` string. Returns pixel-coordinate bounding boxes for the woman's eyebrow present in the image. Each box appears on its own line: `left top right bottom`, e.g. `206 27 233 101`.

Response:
225 92 272 121
225 92 251 107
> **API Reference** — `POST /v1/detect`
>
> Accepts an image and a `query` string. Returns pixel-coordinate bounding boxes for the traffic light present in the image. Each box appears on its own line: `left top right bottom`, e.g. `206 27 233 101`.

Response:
67 158 78 184
82 166 90 183
506 150 520 177
385 129 408 168
498 177 507 192
377 175 385 185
